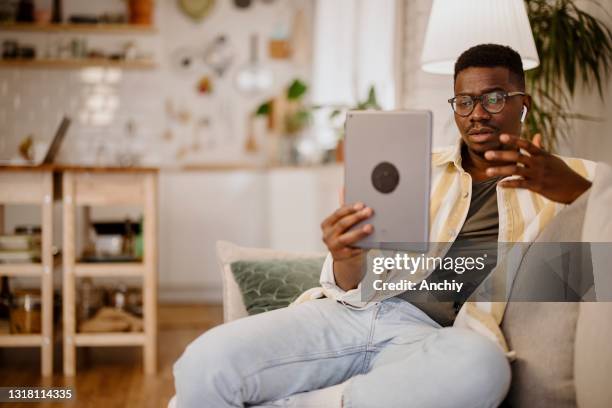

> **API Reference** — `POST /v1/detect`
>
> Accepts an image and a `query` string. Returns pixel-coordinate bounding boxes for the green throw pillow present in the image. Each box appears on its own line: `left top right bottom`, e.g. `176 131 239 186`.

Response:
230 258 325 315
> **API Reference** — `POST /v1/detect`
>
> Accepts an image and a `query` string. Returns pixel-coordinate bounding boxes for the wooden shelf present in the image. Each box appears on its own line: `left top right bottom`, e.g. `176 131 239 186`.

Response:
0 59 156 70
0 263 43 276
74 262 144 277
62 170 157 375
0 23 156 34
75 332 145 347
0 169 54 375
0 334 42 347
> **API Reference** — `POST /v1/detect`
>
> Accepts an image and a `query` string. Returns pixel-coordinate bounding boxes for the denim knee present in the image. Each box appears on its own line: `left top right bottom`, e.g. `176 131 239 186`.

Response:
174 326 245 407
436 328 512 407
343 327 511 408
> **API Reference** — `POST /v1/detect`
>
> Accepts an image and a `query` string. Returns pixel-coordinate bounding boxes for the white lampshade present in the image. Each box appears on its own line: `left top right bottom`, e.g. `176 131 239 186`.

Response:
420 0 539 75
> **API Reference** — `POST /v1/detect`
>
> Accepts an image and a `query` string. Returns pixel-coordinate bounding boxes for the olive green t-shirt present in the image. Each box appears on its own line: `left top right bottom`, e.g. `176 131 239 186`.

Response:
397 176 501 326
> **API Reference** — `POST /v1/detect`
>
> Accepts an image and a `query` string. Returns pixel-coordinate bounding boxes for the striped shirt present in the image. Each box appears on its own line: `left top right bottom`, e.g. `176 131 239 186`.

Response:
316 138 596 357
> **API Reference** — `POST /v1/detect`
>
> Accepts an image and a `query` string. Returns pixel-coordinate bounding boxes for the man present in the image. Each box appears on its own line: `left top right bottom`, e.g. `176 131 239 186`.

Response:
174 44 594 407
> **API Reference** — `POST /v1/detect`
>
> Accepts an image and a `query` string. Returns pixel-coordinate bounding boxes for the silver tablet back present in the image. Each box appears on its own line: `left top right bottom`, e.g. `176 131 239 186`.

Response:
344 110 431 252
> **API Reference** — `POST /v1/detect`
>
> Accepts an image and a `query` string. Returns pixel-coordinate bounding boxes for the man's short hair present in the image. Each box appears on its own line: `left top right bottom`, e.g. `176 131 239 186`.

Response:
454 44 525 89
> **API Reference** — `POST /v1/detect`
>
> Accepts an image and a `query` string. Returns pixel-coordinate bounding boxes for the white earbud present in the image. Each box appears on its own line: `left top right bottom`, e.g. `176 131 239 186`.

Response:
520 106 528 123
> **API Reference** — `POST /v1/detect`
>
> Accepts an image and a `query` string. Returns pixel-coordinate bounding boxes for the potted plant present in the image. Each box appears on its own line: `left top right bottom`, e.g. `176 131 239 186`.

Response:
328 85 382 162
524 0 612 150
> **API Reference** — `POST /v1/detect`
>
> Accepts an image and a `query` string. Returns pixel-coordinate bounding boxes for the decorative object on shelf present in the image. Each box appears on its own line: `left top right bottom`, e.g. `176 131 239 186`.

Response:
77 277 103 323
69 37 87 59
0 231 42 263
10 289 42 334
67 14 98 24
2 40 18 59
128 0 153 25
0 0 18 23
203 34 234 77
79 306 143 333
18 134 33 161
34 9 51 25
178 0 215 22
235 34 273 95
82 220 141 262
51 0 62 23
0 277 11 333
15 0 34 23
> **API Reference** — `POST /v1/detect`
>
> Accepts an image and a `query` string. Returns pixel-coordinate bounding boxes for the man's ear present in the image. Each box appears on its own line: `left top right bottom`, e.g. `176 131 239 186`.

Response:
520 93 532 123
523 94 532 113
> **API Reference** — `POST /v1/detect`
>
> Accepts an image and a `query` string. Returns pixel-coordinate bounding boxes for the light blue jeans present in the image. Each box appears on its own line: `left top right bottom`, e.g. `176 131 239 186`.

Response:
173 298 511 408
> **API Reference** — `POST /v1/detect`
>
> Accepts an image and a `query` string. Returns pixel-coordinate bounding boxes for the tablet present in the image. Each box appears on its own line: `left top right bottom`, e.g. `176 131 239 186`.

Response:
344 110 431 252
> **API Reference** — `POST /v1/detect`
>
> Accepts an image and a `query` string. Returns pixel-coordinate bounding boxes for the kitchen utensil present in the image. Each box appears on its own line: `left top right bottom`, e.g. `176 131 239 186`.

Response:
178 0 215 22
170 47 198 74
203 35 234 77
234 34 273 95
234 0 251 9
244 114 258 153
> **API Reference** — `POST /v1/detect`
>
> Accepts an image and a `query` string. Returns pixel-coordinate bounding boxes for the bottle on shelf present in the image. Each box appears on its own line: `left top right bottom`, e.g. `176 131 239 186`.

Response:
51 0 62 24
0 276 12 321
16 0 35 23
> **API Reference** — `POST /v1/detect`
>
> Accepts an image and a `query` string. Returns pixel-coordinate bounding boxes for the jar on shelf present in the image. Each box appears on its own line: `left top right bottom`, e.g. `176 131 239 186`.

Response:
10 289 41 334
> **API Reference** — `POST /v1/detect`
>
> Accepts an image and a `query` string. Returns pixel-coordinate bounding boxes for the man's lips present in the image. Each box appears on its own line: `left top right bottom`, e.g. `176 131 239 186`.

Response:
468 129 498 143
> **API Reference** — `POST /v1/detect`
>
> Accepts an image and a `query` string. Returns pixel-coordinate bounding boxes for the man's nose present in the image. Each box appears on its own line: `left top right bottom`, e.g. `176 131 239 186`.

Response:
470 100 491 121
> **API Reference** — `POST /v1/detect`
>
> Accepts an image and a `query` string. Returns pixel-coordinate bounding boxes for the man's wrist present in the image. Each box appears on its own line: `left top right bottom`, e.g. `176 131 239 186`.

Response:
567 178 592 204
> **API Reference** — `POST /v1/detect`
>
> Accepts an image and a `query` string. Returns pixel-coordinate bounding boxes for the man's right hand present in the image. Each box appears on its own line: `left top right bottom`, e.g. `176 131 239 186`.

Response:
321 202 374 291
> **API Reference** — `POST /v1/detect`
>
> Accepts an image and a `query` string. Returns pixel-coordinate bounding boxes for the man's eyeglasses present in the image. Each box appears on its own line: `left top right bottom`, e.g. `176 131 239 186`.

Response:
448 91 526 117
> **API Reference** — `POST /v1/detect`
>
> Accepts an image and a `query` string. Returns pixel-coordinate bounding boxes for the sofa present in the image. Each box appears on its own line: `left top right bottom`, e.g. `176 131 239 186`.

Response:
170 162 612 407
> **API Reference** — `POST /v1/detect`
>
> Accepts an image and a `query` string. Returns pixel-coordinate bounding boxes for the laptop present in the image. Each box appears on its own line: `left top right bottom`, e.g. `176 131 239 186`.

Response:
0 116 70 166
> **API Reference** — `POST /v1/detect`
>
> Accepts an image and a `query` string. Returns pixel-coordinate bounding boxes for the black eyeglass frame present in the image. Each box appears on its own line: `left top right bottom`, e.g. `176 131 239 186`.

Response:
447 91 526 117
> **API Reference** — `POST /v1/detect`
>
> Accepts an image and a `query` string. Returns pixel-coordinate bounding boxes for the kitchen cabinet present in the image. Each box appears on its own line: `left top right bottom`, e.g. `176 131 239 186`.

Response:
158 165 343 303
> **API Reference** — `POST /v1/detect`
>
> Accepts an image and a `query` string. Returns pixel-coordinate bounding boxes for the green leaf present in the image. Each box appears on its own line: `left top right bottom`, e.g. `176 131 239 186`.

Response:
524 0 612 152
287 79 308 100
255 101 271 116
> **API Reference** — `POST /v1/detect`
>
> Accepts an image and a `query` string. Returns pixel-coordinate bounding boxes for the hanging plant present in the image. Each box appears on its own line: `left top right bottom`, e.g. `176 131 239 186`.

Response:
524 0 612 151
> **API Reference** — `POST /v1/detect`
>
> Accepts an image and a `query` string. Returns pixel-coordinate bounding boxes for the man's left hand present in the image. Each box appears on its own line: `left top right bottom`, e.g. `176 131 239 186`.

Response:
484 133 592 204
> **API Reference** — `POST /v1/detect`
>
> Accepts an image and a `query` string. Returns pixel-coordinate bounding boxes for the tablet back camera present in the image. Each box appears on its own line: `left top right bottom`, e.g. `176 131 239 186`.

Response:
371 161 400 194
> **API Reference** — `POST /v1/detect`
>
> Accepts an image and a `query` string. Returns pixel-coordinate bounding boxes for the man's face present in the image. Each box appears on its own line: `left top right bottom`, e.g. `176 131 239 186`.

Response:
453 66 528 156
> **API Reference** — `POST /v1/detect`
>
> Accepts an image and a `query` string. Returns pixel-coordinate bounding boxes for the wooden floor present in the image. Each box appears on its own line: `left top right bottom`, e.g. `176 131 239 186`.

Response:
0 304 224 408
